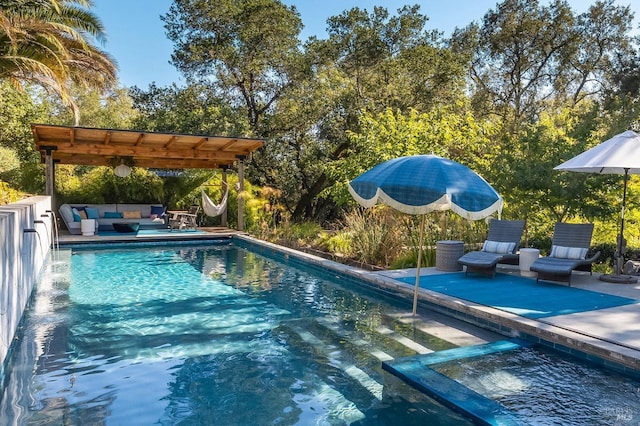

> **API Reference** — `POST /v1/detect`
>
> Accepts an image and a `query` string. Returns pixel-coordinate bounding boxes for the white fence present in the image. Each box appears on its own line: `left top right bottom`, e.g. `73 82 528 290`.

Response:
0 196 53 369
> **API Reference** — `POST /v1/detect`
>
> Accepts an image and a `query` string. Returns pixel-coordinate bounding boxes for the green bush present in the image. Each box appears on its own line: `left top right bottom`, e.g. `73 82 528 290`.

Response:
322 231 352 256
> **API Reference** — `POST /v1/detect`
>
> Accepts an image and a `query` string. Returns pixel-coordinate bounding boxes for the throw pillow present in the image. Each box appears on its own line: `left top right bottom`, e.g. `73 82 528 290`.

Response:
550 245 588 260
104 211 123 219
71 208 82 222
85 207 100 219
150 205 166 217
122 211 142 219
78 210 88 219
482 240 516 254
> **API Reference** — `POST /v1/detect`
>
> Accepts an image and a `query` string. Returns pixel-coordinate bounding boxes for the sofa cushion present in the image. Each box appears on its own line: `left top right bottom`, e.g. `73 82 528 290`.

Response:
71 208 82 222
104 211 123 219
150 205 166 216
122 210 142 219
85 207 100 219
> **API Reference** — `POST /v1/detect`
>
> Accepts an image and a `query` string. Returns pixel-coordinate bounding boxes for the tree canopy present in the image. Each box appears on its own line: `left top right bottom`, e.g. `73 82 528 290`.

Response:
2 0 640 245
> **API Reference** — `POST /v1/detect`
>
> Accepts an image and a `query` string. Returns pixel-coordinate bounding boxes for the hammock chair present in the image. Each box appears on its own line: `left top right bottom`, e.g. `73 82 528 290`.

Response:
201 183 228 217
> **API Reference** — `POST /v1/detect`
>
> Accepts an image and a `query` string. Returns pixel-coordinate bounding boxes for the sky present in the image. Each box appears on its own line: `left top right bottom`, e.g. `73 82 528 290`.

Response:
92 0 638 89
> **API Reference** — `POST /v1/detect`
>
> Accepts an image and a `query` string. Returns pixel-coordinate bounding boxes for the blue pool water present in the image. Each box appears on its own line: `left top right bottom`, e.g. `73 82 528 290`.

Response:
2 241 639 425
0 243 473 425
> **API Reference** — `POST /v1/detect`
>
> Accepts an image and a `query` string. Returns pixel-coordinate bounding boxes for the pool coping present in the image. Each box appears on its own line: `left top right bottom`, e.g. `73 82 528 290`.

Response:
234 235 640 375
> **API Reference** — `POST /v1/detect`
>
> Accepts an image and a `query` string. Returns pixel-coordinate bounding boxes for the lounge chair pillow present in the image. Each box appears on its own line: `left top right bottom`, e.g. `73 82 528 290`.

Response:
550 245 588 260
104 211 123 219
482 240 516 254
71 208 82 222
85 207 100 219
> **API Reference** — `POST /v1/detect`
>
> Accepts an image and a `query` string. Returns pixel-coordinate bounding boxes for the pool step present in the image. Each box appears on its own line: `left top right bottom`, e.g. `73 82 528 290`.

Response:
315 317 394 362
375 325 433 354
391 311 502 347
278 321 385 403
383 339 532 426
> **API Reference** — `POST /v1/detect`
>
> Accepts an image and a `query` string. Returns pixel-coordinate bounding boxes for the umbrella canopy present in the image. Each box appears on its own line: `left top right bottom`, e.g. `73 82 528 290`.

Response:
554 130 640 174
555 130 640 274
348 154 503 314
348 155 504 219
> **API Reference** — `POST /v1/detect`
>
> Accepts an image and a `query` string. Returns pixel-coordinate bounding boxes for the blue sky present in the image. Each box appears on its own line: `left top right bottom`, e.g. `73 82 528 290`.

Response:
92 0 637 89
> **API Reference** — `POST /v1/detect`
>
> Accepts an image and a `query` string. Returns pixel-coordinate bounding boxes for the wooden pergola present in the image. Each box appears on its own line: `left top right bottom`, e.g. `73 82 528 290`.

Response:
31 124 264 230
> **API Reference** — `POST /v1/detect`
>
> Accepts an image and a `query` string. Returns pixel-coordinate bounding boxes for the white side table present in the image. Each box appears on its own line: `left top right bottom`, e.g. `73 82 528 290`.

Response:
519 248 540 277
81 219 96 236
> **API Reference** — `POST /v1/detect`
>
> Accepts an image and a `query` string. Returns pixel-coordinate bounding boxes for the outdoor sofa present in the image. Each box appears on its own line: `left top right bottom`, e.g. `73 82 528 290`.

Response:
59 203 167 234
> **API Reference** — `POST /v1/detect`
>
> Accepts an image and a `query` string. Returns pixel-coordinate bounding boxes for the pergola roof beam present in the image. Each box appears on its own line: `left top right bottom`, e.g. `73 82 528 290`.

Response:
31 124 264 169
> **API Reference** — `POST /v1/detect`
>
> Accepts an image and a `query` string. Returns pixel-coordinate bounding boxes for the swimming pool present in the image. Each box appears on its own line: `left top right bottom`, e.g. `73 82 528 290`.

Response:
0 242 477 425
1 241 639 425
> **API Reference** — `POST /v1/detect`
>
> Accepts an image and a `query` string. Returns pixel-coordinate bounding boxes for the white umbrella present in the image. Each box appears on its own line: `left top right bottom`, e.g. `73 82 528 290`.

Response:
554 130 640 274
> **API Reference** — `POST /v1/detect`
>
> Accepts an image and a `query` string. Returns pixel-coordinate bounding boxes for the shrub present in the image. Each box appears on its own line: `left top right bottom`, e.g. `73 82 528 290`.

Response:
343 207 404 266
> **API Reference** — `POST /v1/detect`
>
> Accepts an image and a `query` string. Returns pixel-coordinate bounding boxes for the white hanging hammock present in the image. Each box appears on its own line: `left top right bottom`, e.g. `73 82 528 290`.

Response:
201 185 228 217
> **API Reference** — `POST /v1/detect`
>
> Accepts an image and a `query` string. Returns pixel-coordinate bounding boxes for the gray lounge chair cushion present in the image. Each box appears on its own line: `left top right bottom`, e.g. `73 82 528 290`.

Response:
458 251 505 268
482 240 516 254
529 257 580 275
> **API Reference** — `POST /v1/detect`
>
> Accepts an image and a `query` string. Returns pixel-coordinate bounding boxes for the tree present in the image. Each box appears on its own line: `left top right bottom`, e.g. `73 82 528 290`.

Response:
457 0 634 132
0 0 117 124
129 82 249 136
163 0 304 132
285 6 469 220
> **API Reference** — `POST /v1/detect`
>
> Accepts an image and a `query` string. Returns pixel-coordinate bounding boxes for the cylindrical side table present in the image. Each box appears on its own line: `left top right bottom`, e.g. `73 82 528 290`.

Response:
519 248 540 277
436 240 464 272
81 219 96 236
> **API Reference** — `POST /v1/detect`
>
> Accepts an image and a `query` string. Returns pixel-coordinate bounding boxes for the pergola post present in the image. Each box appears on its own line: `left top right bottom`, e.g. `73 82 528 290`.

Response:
237 156 246 231
43 146 56 208
221 166 228 227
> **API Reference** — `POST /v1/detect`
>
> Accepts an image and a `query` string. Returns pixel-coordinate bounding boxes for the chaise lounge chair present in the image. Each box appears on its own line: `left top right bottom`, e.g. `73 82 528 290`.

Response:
529 222 601 286
458 219 526 277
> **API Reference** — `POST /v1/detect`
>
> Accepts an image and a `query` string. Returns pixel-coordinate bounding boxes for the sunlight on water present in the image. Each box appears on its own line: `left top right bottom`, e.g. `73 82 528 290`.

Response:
0 244 471 425
432 347 640 425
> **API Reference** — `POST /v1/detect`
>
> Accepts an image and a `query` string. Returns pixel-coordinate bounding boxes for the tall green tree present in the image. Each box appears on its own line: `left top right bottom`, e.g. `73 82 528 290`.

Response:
163 0 304 133
129 82 248 136
457 0 634 132
0 0 117 124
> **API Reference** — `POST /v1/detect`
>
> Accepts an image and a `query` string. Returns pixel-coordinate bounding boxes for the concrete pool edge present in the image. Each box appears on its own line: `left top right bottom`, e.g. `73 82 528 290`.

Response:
234 234 640 375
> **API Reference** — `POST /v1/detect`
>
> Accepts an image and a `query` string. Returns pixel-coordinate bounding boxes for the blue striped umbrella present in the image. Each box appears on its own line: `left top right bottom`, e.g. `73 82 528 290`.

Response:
348 155 503 314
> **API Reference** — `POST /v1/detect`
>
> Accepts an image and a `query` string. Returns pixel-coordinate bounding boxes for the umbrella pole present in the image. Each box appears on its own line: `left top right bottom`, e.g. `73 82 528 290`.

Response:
616 169 630 274
413 214 426 316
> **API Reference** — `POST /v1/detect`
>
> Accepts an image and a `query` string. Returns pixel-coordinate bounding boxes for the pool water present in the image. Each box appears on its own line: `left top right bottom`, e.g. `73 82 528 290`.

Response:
431 346 640 425
3 242 640 425
0 243 474 425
